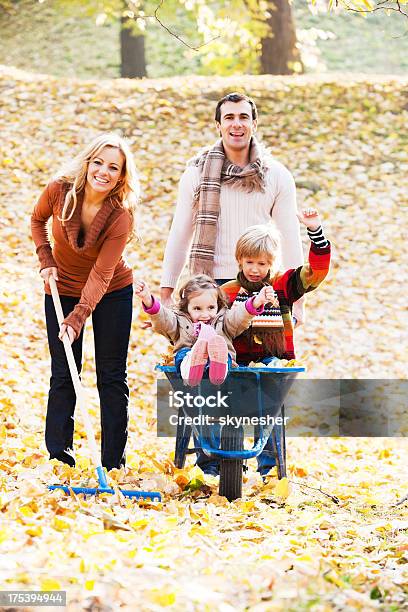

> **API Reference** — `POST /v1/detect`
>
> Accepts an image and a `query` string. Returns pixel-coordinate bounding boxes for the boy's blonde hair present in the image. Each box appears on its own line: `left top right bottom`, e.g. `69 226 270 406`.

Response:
235 223 281 276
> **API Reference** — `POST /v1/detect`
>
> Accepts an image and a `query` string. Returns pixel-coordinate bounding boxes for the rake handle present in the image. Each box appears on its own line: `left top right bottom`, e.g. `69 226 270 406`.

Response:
48 277 108 487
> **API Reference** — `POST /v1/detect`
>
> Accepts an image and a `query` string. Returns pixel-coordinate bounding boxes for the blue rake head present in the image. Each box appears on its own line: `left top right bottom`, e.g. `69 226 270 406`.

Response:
48 484 161 501
48 466 162 500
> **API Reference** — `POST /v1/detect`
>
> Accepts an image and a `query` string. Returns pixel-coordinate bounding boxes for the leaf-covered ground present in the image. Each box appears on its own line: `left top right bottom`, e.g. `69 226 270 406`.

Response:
0 66 407 610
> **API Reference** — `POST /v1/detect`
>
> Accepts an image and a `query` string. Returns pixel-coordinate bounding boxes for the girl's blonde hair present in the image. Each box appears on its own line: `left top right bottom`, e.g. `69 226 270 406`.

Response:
235 223 281 277
177 275 228 314
56 132 139 240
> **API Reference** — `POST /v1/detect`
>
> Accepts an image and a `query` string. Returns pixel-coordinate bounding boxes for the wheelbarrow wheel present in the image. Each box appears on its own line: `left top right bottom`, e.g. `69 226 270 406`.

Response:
219 424 244 501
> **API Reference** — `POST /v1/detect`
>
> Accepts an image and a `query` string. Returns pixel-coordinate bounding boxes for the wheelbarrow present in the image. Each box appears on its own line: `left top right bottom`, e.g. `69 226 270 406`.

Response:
156 365 305 501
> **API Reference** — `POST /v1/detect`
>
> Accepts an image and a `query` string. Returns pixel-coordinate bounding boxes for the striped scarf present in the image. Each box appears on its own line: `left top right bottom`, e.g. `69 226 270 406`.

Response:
189 137 265 276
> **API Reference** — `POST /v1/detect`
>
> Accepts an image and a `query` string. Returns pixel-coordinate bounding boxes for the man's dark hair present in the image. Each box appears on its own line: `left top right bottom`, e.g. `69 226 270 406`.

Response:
214 92 258 123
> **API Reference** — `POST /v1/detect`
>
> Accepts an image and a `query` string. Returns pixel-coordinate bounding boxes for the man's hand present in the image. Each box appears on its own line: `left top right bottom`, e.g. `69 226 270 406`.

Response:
160 287 174 307
40 266 58 282
134 280 153 309
296 207 321 231
59 323 76 345
252 285 278 309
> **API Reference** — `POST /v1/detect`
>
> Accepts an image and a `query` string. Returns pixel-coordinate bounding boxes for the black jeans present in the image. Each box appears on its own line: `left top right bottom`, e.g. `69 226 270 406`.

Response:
44 284 133 470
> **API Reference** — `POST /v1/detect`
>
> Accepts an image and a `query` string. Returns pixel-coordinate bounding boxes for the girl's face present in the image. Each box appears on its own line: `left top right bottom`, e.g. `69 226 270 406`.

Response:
240 254 272 283
86 146 124 197
187 289 219 323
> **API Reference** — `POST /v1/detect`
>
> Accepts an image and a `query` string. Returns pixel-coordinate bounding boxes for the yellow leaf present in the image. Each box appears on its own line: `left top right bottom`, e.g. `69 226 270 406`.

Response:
85 580 95 591
237 500 256 512
130 518 150 529
53 516 71 531
25 525 42 537
296 554 313 563
275 477 290 499
148 589 176 606
40 578 62 591
19 505 35 517
0 529 9 544
324 570 344 588
77 456 91 470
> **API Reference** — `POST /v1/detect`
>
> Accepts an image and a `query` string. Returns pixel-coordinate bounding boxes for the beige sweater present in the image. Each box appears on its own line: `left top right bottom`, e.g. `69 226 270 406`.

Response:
160 160 304 288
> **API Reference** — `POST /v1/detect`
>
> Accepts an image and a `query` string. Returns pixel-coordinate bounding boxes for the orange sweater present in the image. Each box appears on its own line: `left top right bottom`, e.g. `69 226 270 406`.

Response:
31 180 133 336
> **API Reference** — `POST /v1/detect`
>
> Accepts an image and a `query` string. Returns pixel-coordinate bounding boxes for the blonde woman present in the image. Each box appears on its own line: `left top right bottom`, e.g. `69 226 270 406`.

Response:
31 133 139 470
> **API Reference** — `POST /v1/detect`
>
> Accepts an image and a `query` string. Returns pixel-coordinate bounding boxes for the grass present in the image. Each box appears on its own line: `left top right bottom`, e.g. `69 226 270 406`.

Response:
0 0 407 78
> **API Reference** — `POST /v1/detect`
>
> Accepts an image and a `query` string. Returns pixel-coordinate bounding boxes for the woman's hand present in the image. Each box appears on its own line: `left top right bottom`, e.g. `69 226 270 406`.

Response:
58 323 76 345
253 285 278 309
296 207 321 231
134 280 153 309
40 267 58 282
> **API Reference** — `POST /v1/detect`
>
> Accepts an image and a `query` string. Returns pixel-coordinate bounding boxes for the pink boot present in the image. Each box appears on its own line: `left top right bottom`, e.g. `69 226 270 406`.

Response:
187 339 208 387
208 335 229 386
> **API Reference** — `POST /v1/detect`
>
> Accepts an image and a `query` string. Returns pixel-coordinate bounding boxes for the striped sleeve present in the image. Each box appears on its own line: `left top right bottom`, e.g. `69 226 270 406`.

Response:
307 225 329 249
274 240 331 304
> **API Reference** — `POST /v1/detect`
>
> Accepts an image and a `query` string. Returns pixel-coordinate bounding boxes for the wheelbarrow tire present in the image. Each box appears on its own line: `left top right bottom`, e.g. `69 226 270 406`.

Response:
219 424 244 501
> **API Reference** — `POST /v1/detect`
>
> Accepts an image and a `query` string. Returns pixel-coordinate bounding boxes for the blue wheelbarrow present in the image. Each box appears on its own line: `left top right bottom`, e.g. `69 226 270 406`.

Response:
156 365 305 501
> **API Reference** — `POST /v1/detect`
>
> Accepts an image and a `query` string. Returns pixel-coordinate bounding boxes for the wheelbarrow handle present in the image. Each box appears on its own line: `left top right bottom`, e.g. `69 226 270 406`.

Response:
48 277 106 484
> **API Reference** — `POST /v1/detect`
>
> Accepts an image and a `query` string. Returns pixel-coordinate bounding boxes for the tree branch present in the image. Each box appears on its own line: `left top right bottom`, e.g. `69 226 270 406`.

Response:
288 479 340 504
339 0 408 19
394 493 408 506
143 0 220 51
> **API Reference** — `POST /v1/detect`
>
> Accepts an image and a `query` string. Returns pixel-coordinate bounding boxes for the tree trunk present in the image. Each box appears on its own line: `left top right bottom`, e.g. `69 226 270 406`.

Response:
120 16 146 78
260 0 303 75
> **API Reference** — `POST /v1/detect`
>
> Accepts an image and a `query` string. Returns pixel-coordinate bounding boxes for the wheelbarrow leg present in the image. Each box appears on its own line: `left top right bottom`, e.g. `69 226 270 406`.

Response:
272 404 287 479
174 404 192 469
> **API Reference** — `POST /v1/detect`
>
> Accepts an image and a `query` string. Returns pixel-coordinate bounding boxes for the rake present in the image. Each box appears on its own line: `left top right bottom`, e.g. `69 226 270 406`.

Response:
47 277 161 501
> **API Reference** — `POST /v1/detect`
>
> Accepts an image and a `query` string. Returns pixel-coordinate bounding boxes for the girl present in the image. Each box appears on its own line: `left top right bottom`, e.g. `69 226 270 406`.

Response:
222 208 331 366
31 132 139 470
134 274 275 387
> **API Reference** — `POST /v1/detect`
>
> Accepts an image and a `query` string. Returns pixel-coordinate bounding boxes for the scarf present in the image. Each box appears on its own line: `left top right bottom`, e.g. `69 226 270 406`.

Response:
189 137 266 276
235 271 286 357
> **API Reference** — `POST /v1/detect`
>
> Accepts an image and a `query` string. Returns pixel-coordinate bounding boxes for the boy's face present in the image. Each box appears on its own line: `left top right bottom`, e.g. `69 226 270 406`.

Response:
187 289 219 323
240 255 271 283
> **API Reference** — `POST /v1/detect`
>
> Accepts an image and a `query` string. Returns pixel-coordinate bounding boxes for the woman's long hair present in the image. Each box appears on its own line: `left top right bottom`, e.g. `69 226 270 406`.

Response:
55 133 139 240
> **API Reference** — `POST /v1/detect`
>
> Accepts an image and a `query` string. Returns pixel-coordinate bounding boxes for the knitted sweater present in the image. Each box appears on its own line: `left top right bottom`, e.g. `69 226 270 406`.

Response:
31 180 133 336
221 239 331 364
160 160 303 287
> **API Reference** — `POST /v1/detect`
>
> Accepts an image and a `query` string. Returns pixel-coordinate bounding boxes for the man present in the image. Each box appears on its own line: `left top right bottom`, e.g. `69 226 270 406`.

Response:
160 92 304 475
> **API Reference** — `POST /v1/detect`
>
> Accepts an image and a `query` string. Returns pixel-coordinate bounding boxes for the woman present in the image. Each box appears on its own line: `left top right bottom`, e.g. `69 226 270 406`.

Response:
31 133 139 470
